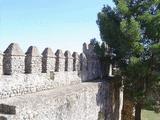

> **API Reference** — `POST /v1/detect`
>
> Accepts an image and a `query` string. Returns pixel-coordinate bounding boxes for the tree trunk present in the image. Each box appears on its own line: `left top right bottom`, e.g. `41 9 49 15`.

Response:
135 102 141 120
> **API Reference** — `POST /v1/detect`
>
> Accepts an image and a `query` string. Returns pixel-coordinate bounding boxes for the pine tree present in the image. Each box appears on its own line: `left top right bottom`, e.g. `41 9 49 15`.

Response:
96 0 160 120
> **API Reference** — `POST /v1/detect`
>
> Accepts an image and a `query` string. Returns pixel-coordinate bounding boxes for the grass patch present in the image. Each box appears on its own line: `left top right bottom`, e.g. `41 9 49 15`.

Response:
142 109 160 120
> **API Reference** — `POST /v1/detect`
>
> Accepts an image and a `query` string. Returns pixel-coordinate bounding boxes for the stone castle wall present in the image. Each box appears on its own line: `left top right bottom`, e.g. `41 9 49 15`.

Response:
0 52 3 76
0 81 123 120
0 42 123 120
0 42 101 99
82 42 102 80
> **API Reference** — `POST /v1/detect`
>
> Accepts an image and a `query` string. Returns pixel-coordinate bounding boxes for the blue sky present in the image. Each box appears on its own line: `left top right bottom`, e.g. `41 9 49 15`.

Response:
0 0 114 53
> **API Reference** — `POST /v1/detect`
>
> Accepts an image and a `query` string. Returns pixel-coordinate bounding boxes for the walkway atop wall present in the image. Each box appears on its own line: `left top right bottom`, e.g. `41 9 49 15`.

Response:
0 82 101 102
0 82 107 120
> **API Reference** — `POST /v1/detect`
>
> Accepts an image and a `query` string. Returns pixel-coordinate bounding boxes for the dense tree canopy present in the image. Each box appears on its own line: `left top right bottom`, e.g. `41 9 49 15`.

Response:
95 0 160 120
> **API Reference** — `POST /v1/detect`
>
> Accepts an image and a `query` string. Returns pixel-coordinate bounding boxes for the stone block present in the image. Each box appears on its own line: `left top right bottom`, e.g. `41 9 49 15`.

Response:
42 48 56 73
55 49 65 72
3 43 25 75
0 51 3 75
72 52 79 71
80 53 87 71
25 46 42 74
64 50 73 71
83 42 88 53
80 53 88 81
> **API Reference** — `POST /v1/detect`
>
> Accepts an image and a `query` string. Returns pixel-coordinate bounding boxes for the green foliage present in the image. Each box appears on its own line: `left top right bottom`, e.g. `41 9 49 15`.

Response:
117 0 129 15
142 109 160 120
96 0 160 113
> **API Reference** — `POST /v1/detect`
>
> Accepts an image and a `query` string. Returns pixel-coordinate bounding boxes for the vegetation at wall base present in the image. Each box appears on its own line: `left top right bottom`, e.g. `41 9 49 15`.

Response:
142 109 160 120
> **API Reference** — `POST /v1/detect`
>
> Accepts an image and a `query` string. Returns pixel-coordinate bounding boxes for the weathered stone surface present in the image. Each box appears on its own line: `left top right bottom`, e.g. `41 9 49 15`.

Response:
88 58 101 80
25 46 40 57
83 42 88 53
0 51 3 75
42 48 56 73
0 82 122 120
0 42 123 120
55 49 65 72
0 72 81 99
4 43 24 56
64 50 73 71
72 52 79 71
42 47 55 57
80 53 87 69
3 43 25 75
82 42 102 80
25 46 42 74
88 42 94 51
80 53 88 81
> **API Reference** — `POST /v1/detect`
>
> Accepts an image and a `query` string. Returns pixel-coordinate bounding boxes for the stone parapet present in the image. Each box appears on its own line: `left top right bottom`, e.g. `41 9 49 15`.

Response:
3 43 25 75
0 72 81 99
0 42 104 98
55 49 65 72
80 53 87 81
0 42 122 120
42 48 56 73
0 51 3 76
72 52 79 71
64 50 73 71
0 82 122 120
82 41 102 80
25 46 42 74
0 42 102 79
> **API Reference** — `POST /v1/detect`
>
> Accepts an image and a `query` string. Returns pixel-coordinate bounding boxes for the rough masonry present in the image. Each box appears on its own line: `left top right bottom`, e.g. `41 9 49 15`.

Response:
0 42 123 120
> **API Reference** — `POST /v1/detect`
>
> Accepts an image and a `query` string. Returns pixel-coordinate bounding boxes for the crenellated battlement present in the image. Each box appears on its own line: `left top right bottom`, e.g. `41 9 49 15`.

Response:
0 42 102 99
0 42 101 77
82 42 101 80
0 43 82 76
0 51 3 76
3 43 25 75
42 47 56 73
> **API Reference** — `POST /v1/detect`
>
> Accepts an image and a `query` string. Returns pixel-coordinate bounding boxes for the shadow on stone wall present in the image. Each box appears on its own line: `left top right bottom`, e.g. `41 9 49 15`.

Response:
96 78 122 120
0 116 7 120
0 104 16 120
0 104 16 115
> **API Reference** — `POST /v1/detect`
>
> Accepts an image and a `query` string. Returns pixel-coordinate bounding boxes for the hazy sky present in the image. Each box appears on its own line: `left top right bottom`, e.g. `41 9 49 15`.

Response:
0 0 114 53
